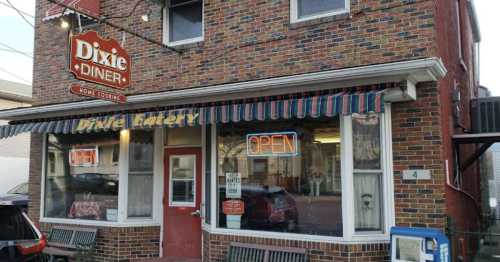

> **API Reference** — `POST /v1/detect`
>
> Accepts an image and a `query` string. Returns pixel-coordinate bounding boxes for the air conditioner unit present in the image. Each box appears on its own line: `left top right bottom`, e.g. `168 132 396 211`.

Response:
471 97 500 133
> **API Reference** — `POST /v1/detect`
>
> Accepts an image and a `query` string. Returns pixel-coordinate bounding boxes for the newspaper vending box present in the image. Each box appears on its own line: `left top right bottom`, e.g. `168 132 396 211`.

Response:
390 227 450 262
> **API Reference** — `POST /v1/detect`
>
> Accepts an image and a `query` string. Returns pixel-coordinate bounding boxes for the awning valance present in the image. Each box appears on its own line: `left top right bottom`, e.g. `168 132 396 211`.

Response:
0 90 384 139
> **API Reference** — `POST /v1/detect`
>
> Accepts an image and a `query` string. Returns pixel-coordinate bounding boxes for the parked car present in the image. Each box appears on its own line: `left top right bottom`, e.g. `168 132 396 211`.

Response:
0 182 29 209
219 185 299 232
0 204 46 261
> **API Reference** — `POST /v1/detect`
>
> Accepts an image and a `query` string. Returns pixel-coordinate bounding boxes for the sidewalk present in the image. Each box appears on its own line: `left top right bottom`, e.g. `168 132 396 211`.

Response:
141 258 202 262
474 223 500 262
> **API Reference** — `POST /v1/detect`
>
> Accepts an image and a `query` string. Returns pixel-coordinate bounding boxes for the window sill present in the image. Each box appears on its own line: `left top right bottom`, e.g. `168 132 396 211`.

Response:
40 217 161 228
165 37 204 49
290 10 350 29
203 227 390 244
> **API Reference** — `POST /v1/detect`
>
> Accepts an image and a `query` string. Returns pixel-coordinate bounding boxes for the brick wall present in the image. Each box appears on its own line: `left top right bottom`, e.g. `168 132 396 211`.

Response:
392 81 447 230
203 232 390 262
28 133 43 223
39 223 161 261
32 0 437 106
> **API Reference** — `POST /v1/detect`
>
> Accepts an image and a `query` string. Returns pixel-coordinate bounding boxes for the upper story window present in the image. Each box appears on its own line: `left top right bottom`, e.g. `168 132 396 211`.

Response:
291 0 349 23
164 0 204 46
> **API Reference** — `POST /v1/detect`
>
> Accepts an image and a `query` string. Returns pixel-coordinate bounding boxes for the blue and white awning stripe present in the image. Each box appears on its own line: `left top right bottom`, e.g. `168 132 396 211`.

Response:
0 90 385 139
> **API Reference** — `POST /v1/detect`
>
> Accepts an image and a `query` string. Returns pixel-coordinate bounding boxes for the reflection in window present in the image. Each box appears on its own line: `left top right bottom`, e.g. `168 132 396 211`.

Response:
297 0 346 18
167 0 203 43
217 118 342 236
170 155 196 204
128 130 154 218
44 132 119 221
352 114 383 232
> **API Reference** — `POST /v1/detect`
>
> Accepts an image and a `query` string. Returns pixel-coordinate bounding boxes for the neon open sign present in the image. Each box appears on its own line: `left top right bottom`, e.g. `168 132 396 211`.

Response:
246 132 298 157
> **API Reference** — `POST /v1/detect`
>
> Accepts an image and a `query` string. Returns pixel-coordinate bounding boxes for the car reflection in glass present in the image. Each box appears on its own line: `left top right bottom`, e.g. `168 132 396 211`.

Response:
220 185 299 232
71 173 118 194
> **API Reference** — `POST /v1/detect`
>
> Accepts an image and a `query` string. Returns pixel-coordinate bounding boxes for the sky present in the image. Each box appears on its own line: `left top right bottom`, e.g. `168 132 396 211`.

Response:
0 0 498 95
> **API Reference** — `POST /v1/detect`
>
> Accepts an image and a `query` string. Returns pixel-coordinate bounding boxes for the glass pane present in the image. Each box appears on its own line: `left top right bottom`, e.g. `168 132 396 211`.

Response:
172 155 195 179
352 114 381 170
44 132 119 221
354 173 382 231
297 0 346 18
172 180 194 202
170 155 196 204
128 173 154 217
216 118 342 236
396 237 421 261
169 1 203 42
128 130 154 218
129 130 154 172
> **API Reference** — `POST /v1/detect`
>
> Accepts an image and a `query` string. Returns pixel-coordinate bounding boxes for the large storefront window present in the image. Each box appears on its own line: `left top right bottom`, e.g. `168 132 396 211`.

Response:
44 132 120 221
217 118 342 236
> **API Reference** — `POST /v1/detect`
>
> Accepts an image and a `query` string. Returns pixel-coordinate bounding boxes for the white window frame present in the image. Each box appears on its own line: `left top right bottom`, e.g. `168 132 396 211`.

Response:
206 104 394 244
163 0 204 47
168 154 197 207
290 0 350 24
39 129 164 227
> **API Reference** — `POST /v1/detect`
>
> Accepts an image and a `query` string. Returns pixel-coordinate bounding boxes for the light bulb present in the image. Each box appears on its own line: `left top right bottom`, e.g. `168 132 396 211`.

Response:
60 19 70 29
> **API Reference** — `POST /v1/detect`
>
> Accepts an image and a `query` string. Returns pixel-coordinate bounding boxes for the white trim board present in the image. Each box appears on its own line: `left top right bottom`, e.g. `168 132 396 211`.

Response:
0 58 446 121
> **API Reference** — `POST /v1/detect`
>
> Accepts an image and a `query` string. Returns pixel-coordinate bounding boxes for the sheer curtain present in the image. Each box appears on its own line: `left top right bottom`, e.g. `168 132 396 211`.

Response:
352 114 383 231
127 130 154 218
354 173 381 230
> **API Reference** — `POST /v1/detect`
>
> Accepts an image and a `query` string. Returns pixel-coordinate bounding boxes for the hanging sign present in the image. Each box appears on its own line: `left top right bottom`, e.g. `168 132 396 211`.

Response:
69 147 99 167
247 132 298 157
69 31 131 90
70 84 127 104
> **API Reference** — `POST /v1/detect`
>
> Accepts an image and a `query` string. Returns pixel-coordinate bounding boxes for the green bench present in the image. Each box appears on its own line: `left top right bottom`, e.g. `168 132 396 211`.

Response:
42 226 97 261
226 242 308 262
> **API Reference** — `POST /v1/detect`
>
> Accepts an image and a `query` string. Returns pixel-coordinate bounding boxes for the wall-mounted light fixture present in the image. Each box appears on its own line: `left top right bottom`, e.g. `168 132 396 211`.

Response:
60 18 70 29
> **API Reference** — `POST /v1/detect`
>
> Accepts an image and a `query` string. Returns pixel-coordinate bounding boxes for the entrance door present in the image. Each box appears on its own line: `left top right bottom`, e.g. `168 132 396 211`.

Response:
164 147 202 259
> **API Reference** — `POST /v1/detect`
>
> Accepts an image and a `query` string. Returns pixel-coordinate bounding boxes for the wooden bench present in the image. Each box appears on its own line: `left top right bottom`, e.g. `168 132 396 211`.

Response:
226 242 308 262
42 226 97 261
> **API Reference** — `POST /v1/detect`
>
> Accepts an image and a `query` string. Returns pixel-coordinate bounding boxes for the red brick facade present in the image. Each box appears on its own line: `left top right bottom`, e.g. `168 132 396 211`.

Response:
203 232 390 262
33 0 436 105
26 0 480 261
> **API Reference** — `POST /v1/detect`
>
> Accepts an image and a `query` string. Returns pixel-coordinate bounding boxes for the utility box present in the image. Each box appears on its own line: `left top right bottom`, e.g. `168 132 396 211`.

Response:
390 227 450 262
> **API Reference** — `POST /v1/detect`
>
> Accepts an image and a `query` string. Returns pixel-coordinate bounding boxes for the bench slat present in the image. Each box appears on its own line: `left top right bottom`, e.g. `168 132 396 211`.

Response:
226 242 307 262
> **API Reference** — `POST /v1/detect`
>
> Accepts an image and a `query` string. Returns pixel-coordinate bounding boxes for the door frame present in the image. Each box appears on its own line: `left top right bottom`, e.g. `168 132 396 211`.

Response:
163 146 203 258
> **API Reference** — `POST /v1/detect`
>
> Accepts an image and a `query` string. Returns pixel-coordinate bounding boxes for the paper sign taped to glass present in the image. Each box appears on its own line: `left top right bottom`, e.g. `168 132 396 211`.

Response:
225 172 242 198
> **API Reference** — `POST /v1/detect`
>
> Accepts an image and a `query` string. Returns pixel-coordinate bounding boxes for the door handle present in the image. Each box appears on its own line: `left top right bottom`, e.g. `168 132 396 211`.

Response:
190 210 201 217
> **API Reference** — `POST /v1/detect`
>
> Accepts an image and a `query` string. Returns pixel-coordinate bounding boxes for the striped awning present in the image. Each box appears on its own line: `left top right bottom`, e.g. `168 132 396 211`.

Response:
0 90 384 139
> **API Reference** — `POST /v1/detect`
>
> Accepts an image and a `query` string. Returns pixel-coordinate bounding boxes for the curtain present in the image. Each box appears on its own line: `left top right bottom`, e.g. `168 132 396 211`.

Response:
354 173 382 231
128 173 153 217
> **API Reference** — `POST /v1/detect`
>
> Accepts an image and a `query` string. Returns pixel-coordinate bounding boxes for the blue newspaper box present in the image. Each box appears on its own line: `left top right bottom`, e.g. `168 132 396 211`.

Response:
390 227 450 262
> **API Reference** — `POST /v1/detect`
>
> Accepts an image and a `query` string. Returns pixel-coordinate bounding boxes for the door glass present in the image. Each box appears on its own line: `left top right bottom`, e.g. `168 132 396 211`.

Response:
170 155 196 206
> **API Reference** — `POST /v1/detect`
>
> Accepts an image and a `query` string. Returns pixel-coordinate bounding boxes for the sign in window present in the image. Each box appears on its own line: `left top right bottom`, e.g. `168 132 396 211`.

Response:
246 132 298 157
